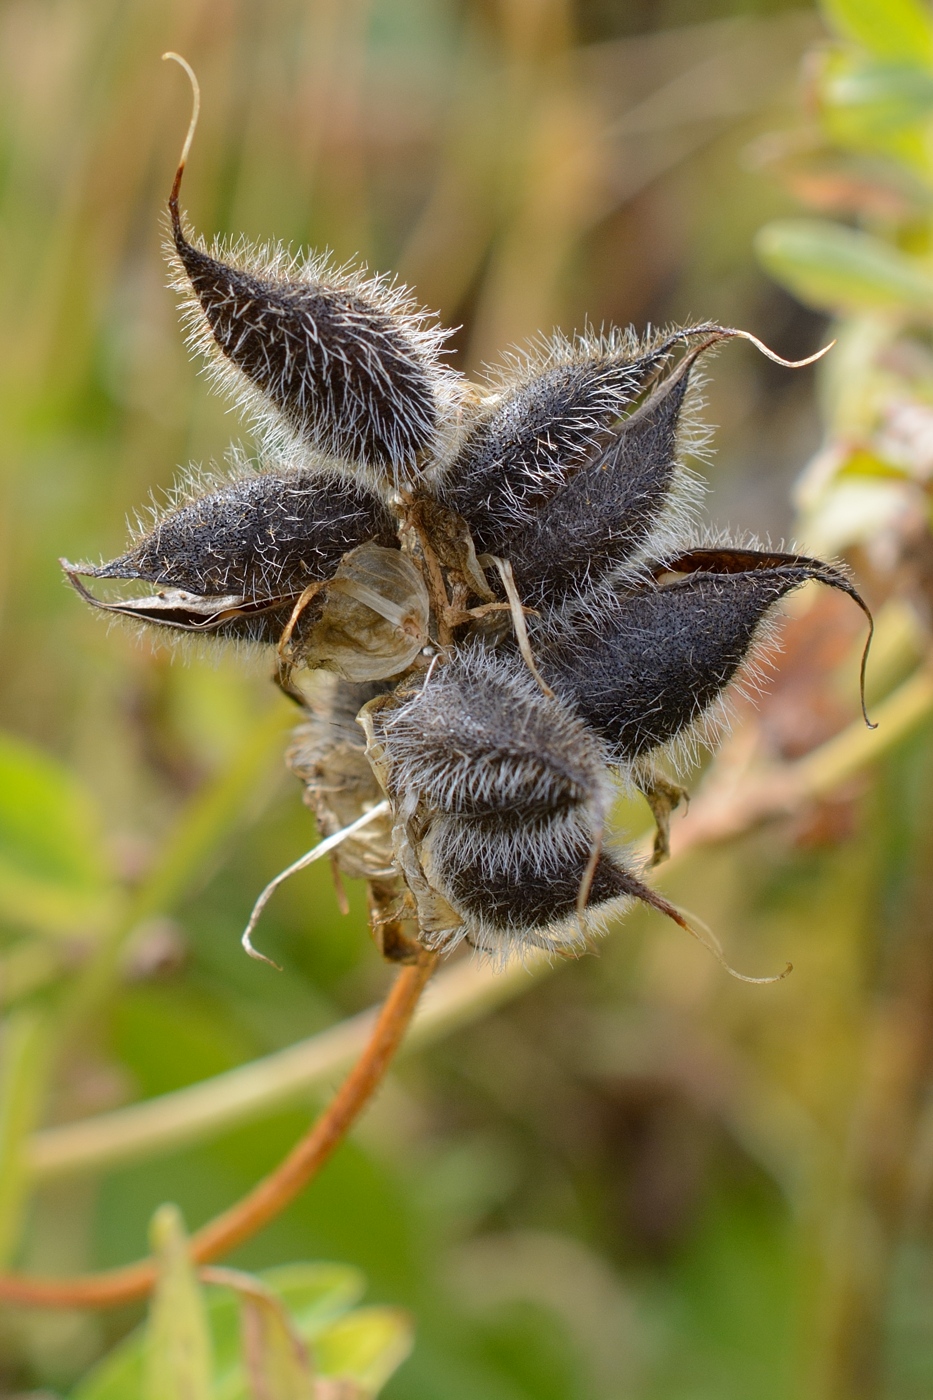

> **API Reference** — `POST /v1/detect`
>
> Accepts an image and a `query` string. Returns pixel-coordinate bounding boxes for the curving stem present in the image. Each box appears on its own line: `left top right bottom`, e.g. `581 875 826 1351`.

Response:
0 950 438 1309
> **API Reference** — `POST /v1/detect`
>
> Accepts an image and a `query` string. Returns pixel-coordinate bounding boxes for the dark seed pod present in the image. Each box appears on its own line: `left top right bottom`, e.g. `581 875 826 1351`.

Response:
368 649 612 822
171 218 453 484
436 324 723 556
503 364 698 609
423 817 643 951
363 650 634 955
541 551 874 761
62 469 397 638
164 62 456 483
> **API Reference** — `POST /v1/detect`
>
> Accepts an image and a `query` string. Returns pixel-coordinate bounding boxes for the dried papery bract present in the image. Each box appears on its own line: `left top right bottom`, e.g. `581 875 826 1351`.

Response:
163 54 458 486
287 677 396 881
294 544 431 682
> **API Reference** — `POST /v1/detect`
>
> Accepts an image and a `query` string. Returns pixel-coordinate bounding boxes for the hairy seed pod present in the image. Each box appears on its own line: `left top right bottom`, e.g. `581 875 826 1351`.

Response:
541 551 874 760
503 365 697 608
437 325 725 555
171 210 452 483
364 650 632 955
368 649 612 821
62 470 397 640
421 817 649 954
77 471 396 596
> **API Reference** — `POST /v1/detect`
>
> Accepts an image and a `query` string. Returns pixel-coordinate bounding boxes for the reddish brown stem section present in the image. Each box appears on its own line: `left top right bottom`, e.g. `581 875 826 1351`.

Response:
0 953 437 1309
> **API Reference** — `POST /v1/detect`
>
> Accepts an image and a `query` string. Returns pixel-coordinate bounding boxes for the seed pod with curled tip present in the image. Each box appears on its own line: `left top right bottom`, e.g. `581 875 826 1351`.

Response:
502 362 701 610
164 84 456 483
539 549 875 762
61 470 397 641
421 817 666 956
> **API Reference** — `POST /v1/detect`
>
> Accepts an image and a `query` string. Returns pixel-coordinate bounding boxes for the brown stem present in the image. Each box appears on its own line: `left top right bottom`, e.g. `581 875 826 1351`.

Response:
0 952 437 1309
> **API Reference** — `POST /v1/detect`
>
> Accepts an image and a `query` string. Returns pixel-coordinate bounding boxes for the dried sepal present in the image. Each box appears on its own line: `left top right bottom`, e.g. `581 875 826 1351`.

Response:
61 570 296 643
292 543 431 682
286 676 396 882
541 549 874 762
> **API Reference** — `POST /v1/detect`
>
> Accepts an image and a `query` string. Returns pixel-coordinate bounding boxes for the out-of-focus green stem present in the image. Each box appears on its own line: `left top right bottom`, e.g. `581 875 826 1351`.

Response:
3 696 292 1266
57 697 293 1038
797 666 933 797
0 1010 54 1263
25 664 933 1184
0 942 72 1009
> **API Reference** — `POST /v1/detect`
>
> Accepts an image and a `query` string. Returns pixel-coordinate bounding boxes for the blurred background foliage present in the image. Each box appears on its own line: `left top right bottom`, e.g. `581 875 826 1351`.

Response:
4 0 933 1395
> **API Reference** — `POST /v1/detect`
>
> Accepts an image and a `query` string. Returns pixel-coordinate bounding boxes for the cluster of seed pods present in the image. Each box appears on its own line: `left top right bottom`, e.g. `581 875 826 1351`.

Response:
65 59 874 966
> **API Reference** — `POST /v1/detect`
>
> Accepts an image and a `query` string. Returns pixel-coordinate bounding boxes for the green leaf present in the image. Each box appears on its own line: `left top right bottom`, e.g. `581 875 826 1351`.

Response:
72 1262 366 1400
817 51 933 166
314 1308 414 1397
214 1265 368 1400
0 730 110 935
822 0 933 65
260 1264 368 1330
144 1204 213 1400
755 218 933 314
206 1270 317 1400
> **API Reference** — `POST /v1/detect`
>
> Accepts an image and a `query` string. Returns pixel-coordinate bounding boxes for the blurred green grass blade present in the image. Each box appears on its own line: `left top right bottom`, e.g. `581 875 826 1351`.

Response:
756 218 933 313
0 939 69 1009
0 1008 53 1263
822 0 933 65
314 1308 414 1396
123 697 293 931
60 697 293 1042
144 1204 213 1400
0 730 111 935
